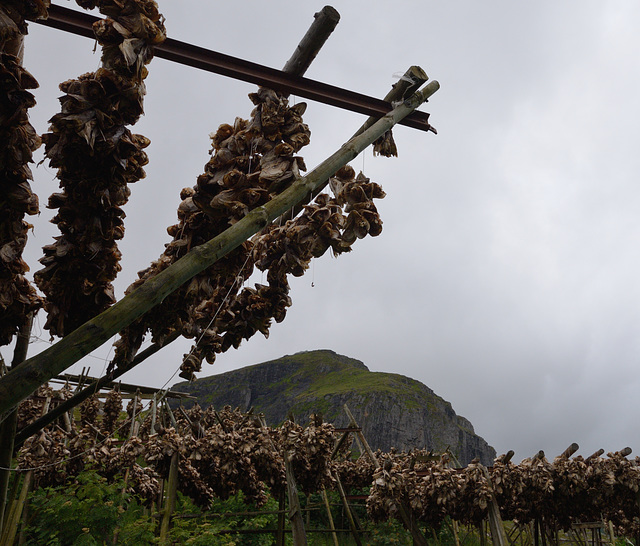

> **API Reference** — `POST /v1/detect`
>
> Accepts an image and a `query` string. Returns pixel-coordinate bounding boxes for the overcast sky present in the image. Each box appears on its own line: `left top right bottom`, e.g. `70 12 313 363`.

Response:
12 0 640 461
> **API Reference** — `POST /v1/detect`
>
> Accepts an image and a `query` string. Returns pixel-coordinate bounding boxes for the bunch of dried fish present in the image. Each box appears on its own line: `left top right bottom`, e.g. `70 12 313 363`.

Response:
100 387 123 435
0 46 42 345
334 455 377 490
112 88 311 378
15 385 53 430
127 463 160 507
35 0 165 337
79 394 101 427
278 419 336 495
17 429 72 488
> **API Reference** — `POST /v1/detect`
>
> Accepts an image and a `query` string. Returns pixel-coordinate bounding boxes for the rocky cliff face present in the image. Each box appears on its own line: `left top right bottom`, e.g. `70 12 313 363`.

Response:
174 349 496 465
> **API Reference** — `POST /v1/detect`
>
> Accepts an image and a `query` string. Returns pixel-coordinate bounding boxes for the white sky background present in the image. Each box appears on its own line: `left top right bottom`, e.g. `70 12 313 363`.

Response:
11 0 640 460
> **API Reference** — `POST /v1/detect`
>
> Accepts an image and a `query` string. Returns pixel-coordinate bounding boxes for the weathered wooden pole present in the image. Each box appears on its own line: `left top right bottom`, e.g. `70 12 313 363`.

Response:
159 451 179 544
321 487 340 546
284 450 308 545
0 80 439 415
558 443 579 459
333 471 363 546
0 471 32 546
282 6 340 77
276 490 286 546
0 314 32 536
480 465 508 546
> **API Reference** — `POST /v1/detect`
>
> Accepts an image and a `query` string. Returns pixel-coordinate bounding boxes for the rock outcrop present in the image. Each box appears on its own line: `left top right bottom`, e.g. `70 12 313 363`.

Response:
174 349 496 465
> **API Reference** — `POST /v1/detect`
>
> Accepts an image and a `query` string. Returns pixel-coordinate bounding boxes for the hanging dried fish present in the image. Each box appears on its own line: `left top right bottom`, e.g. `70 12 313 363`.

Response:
34 0 165 337
0 23 43 345
111 88 312 377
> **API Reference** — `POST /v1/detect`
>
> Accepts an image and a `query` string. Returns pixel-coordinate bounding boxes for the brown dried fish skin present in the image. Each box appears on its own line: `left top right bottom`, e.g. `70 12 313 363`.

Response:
0 49 42 345
35 0 164 337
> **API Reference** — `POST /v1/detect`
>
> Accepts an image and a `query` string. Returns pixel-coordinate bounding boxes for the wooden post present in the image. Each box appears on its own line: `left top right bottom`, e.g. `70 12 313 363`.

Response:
607 520 615 545
0 314 32 536
150 394 157 432
452 519 461 546
586 449 604 462
334 471 363 546
480 465 508 546
283 450 307 545
159 451 179 544
321 488 340 546
276 490 286 546
559 443 579 459
129 389 142 438
343 404 378 467
164 400 177 429
282 6 340 77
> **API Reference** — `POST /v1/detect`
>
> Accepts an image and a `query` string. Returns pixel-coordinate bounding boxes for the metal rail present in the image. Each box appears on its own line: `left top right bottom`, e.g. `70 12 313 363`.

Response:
36 4 434 133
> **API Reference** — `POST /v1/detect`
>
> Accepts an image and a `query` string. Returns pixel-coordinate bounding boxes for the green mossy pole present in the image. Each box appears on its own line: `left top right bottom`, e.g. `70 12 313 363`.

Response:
0 80 439 416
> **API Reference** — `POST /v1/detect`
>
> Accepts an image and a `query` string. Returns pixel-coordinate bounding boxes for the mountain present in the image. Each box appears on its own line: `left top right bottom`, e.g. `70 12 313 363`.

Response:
173 349 496 465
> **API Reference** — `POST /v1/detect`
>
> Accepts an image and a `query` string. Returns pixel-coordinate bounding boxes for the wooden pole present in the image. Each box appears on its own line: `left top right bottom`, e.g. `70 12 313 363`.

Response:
321 488 340 546
452 519 461 546
282 6 340 77
558 443 579 459
0 471 32 546
334 471 363 546
283 450 307 545
480 465 508 546
343 404 379 467
586 449 604 461
159 451 179 544
0 314 32 536
0 79 439 416
276 490 286 546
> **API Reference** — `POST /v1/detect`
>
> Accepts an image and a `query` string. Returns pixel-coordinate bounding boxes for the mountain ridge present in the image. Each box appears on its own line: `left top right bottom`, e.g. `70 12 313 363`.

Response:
174 349 496 465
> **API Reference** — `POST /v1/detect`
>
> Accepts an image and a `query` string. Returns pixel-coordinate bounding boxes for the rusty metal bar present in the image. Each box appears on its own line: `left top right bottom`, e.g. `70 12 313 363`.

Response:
36 4 434 133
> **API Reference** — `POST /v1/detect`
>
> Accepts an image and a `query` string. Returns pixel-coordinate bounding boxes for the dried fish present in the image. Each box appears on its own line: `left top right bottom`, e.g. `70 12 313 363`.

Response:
35 1 165 337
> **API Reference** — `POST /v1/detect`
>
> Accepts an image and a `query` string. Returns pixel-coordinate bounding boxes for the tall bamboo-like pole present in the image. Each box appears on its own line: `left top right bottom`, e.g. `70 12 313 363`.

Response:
284 451 308 545
0 314 32 535
159 452 179 544
0 80 439 416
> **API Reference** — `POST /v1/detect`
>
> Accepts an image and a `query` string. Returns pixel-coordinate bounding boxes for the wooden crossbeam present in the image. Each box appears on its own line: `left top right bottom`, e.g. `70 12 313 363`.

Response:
36 4 435 133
